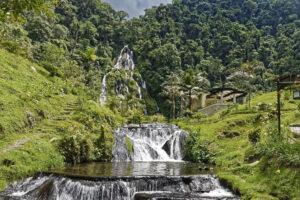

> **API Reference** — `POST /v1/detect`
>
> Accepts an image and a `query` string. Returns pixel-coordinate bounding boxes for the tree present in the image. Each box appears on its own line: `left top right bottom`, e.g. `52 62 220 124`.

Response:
79 48 97 73
0 0 57 21
161 72 181 119
181 70 210 111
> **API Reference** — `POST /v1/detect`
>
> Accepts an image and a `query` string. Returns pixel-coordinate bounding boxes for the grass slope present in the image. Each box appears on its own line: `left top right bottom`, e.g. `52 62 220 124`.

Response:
176 92 300 200
0 49 124 191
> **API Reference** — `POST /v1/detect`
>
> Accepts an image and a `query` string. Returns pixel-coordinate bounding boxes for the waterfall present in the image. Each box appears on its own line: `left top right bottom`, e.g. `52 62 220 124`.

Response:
0 123 240 200
112 123 187 162
99 46 145 106
0 174 239 200
100 75 107 106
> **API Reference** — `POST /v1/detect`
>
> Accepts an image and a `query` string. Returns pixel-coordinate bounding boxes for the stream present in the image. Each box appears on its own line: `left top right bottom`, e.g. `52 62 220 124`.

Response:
0 123 240 200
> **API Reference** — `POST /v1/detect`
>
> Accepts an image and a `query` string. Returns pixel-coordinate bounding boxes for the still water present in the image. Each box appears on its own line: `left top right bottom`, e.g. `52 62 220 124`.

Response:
47 162 213 177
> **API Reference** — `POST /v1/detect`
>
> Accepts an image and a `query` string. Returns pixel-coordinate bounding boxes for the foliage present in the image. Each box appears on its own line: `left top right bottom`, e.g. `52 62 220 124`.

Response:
248 129 261 144
127 111 144 124
258 124 300 167
256 102 272 112
0 0 56 21
0 41 21 54
40 61 63 77
125 137 133 156
184 130 215 164
148 114 166 123
59 130 95 164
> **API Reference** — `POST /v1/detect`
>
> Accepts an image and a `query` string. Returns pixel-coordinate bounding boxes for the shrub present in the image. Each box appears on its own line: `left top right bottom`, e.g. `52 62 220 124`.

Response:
184 130 216 164
182 110 193 118
295 112 300 119
192 112 207 121
258 124 300 167
283 90 290 100
248 129 261 144
298 103 300 112
257 102 272 112
0 41 21 54
59 131 95 164
40 61 63 77
128 111 144 124
149 114 166 122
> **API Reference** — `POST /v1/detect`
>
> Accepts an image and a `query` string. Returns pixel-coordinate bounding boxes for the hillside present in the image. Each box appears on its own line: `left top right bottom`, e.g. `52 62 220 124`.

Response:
176 92 300 199
0 49 124 190
0 0 300 199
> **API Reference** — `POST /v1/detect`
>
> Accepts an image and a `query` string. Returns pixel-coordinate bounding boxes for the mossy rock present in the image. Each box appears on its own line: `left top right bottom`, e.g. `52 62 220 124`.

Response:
125 137 133 156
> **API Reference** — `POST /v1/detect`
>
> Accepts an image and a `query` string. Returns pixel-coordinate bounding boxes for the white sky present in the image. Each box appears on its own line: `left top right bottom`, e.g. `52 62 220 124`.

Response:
102 0 173 18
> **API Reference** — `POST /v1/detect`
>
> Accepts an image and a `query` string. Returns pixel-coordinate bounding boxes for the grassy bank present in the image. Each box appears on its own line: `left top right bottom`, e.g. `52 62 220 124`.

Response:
0 49 124 191
176 92 300 200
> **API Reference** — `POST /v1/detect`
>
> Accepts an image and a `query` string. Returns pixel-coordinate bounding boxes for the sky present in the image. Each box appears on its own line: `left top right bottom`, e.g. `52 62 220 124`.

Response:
102 0 173 18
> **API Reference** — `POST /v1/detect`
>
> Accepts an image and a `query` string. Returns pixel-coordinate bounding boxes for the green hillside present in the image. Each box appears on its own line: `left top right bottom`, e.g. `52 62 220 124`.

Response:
0 49 124 190
176 92 300 199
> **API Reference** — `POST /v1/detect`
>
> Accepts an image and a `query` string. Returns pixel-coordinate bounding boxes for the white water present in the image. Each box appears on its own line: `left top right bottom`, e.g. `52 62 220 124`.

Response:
100 75 107 106
99 46 145 106
112 123 187 162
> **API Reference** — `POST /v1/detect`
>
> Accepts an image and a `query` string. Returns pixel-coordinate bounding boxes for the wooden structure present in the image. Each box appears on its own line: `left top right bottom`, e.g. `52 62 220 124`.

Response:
206 88 248 106
275 72 300 135
196 88 248 116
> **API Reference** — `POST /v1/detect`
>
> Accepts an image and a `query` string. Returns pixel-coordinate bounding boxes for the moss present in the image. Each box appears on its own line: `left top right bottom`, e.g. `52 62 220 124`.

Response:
125 137 133 156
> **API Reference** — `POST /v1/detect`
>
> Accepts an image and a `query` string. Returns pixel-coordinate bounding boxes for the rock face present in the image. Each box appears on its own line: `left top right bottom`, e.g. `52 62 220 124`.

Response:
0 174 239 200
112 123 188 162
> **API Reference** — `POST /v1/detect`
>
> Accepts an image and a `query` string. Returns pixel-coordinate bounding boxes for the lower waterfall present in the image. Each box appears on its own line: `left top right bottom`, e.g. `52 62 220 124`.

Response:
112 123 188 162
0 123 240 200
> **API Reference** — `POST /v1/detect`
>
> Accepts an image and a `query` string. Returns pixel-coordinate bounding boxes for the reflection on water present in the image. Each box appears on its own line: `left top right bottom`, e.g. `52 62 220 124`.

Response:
49 162 212 177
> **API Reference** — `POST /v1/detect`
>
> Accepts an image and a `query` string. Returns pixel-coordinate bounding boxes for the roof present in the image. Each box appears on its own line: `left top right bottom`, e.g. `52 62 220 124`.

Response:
275 71 300 90
207 88 248 99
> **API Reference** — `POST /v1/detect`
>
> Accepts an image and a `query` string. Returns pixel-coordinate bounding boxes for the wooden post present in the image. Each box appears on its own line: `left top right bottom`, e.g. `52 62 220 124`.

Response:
277 81 281 136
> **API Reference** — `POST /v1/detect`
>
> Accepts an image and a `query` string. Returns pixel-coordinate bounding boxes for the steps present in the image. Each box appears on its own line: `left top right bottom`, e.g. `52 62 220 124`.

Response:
33 101 81 135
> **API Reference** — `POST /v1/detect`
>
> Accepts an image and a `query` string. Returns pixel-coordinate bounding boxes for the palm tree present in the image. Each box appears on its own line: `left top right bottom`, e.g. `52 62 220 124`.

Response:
180 70 210 111
79 48 97 72
161 72 181 119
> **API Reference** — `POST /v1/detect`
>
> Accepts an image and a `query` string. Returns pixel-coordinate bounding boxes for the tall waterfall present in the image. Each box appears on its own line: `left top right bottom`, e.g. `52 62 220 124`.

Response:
100 46 143 106
112 123 188 162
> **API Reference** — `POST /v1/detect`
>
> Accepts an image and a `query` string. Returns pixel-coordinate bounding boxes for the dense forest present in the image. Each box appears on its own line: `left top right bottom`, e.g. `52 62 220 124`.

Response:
1 1 300 199
1 0 300 116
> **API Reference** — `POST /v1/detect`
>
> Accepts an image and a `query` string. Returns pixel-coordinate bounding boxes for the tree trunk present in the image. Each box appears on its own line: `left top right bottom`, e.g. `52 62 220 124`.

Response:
172 94 176 120
189 90 192 111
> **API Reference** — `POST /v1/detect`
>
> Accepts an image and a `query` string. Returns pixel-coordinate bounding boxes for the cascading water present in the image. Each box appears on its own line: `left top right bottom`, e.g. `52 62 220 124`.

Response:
112 123 187 162
99 45 143 106
0 123 240 200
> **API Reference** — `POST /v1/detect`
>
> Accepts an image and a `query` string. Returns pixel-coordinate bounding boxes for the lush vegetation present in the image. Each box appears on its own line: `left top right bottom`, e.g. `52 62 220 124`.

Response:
0 0 300 199
176 92 300 199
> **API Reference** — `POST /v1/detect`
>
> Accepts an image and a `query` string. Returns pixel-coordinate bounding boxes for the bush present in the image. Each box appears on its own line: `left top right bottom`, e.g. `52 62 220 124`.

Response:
258 124 300 167
128 111 144 124
298 103 300 112
257 102 272 112
40 61 63 77
184 129 216 164
248 129 261 144
0 41 21 54
59 131 95 164
149 114 166 122
192 112 207 121
182 110 193 118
